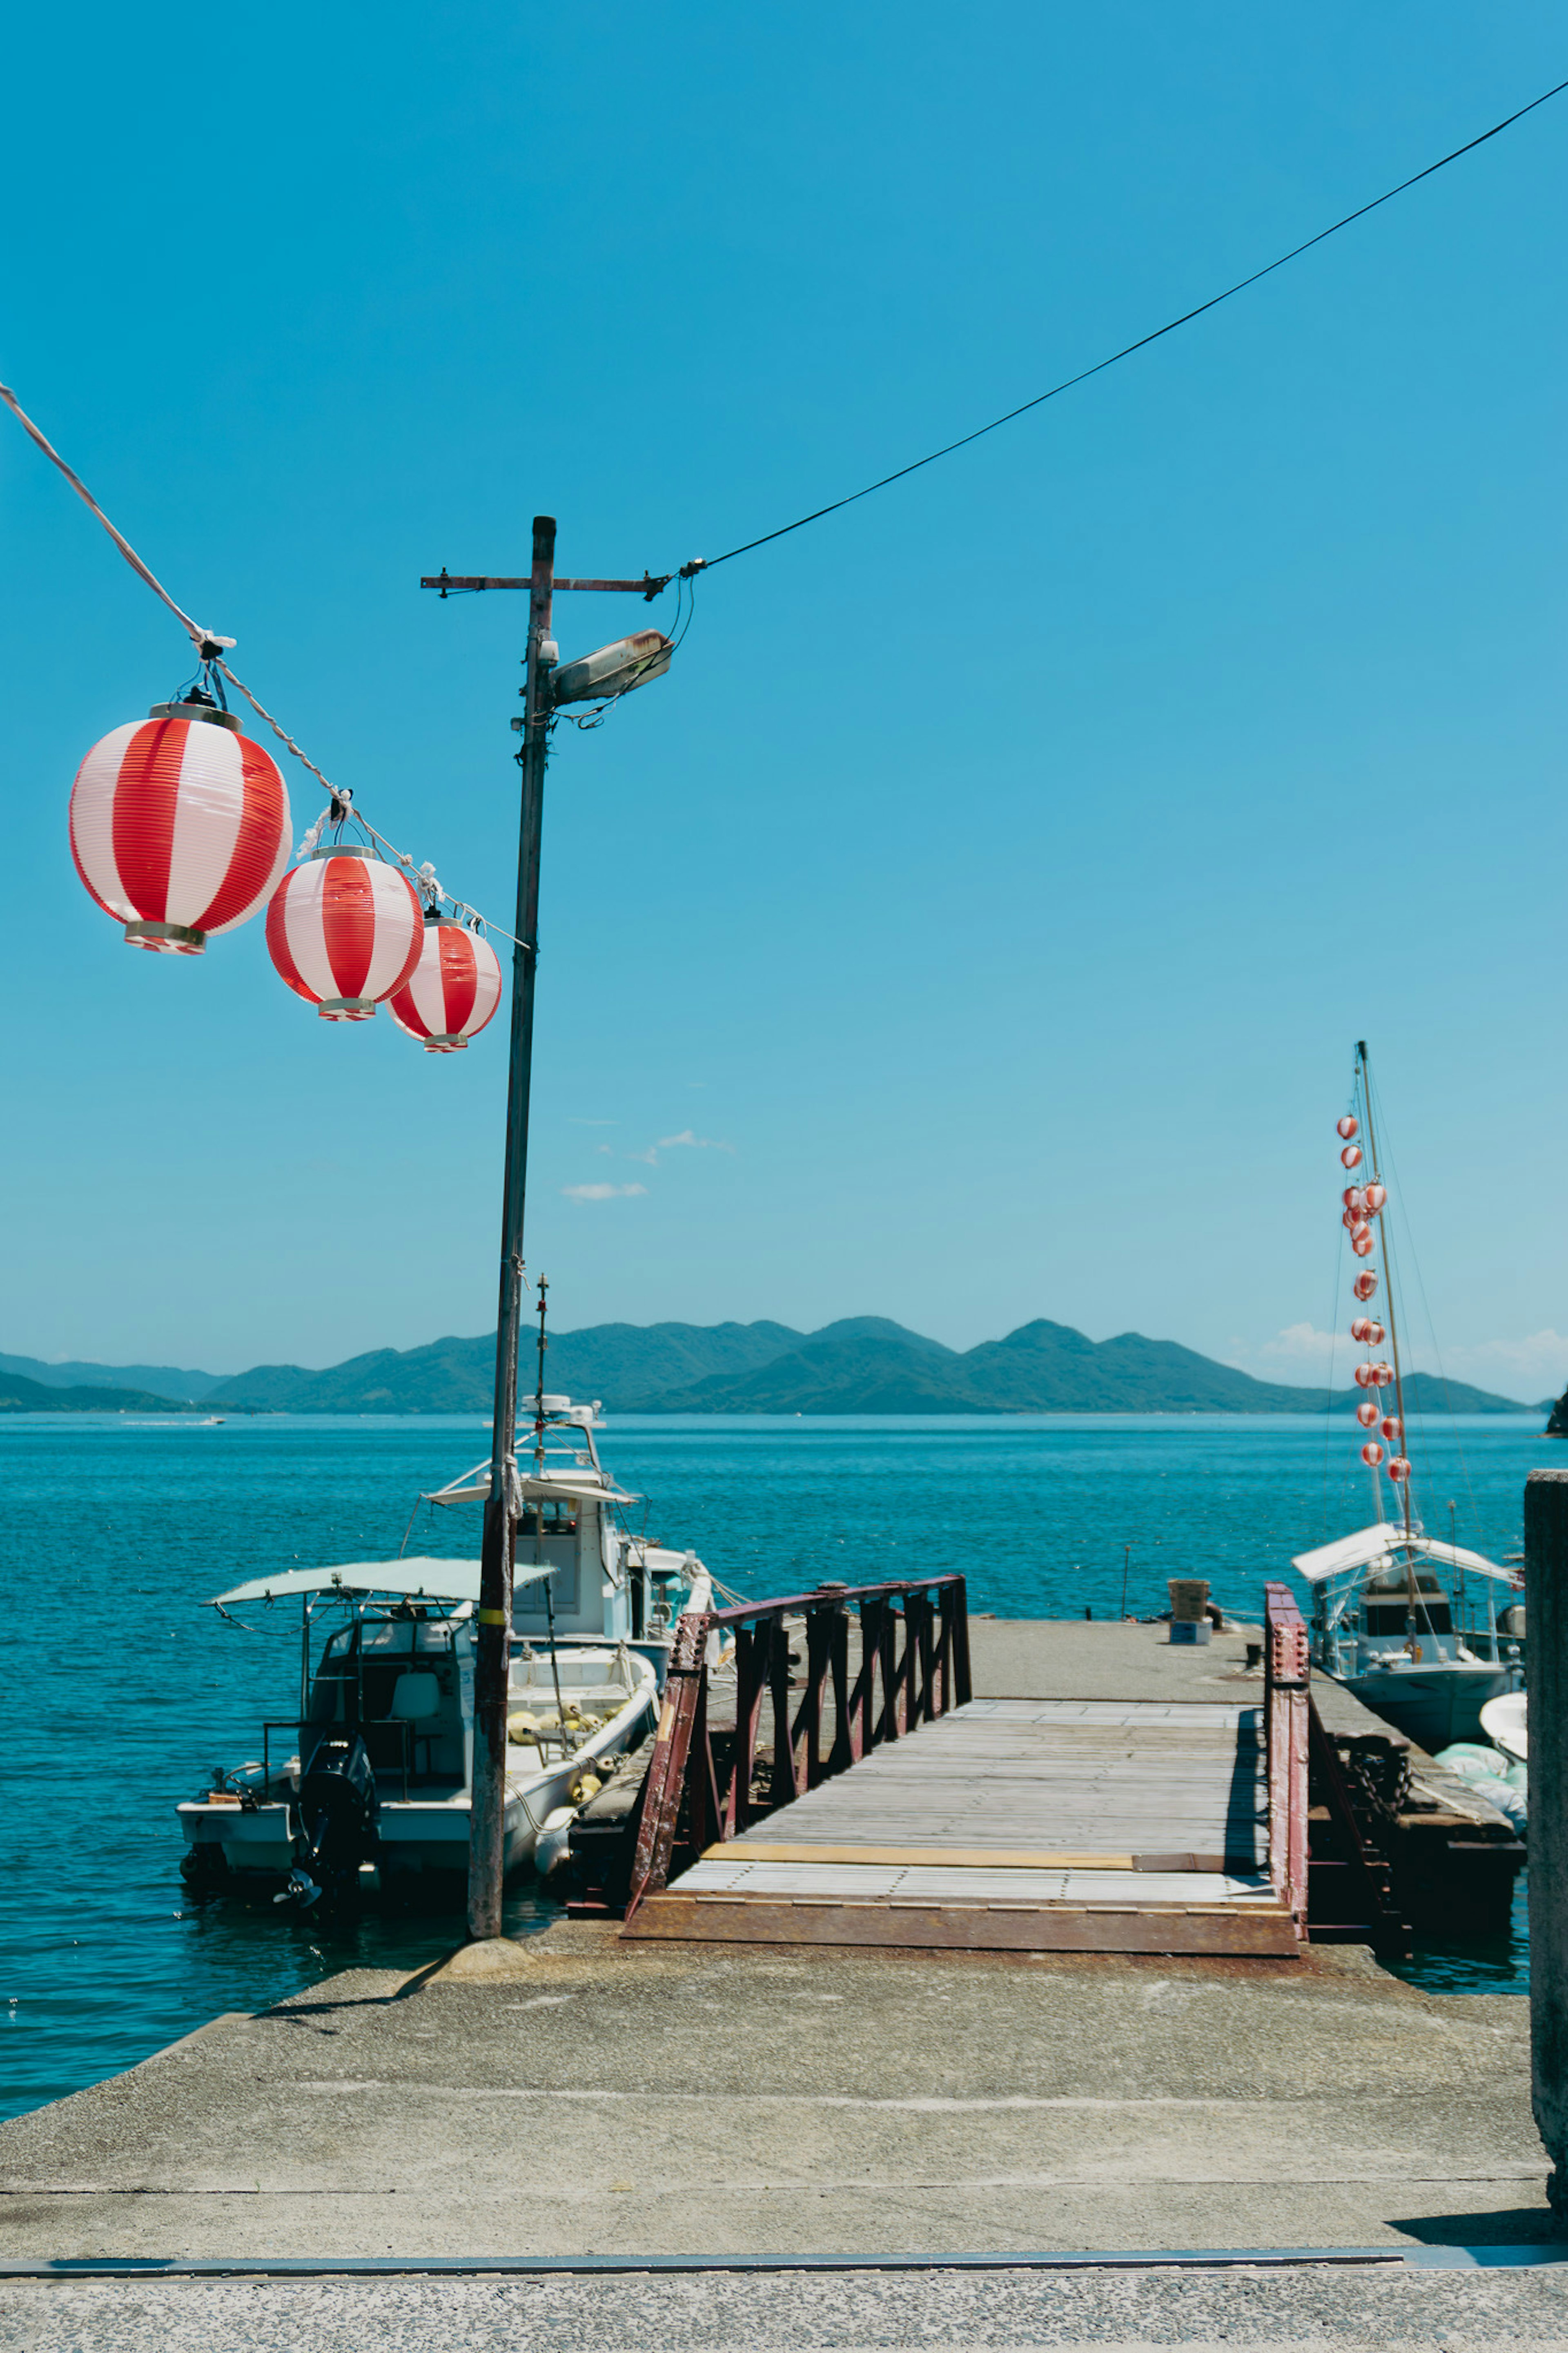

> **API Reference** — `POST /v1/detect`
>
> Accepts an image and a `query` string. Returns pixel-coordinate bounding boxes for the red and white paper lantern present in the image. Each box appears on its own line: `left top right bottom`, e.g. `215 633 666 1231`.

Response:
388 916 503 1053
1361 1441 1383 1467
265 847 423 1020
1353 1271 1379 1302
69 703 291 954
1355 1399 1380 1429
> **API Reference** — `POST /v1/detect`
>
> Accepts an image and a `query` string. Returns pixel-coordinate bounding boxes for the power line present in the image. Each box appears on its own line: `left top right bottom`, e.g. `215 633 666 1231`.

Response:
698 75 1568 573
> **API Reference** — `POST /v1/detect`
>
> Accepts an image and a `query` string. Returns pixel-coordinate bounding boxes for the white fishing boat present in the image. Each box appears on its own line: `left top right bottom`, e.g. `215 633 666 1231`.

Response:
1290 1044 1523 1752
177 1393 710 1905
1293 1522 1520 1752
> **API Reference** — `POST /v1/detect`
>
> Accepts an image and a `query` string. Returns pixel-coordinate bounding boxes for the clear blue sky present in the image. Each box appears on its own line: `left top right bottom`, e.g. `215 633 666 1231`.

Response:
2 3 1564 1394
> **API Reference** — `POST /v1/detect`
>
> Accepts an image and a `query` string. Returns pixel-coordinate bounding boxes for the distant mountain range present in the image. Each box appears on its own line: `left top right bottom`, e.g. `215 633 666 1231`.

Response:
0 1368 207 1414
3 1320 1539 1416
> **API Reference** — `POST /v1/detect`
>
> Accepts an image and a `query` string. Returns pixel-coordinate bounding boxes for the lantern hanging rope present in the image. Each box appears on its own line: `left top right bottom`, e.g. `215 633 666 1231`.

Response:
0 378 527 953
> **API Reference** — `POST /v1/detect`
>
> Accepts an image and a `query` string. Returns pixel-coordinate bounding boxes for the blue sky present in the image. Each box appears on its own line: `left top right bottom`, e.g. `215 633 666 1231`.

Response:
2 3 1564 1394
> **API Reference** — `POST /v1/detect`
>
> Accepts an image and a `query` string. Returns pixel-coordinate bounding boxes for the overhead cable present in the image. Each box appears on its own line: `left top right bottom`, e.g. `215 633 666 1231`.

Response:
697 74 1568 572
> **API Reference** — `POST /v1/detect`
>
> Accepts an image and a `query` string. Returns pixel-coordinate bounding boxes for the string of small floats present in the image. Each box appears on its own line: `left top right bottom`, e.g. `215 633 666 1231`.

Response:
1334 1047 1413 1515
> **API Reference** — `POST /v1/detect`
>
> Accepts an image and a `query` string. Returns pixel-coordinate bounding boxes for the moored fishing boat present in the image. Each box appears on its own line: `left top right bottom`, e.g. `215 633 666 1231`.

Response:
177 1390 710 1906
1290 1044 1523 1751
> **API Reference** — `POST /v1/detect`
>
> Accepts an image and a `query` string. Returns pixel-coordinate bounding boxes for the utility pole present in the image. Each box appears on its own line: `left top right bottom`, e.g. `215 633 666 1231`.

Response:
421 526 686 1941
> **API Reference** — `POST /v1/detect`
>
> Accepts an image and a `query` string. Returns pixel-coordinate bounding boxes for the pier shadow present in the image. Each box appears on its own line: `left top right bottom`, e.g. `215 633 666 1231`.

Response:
1390 2208 1564 2246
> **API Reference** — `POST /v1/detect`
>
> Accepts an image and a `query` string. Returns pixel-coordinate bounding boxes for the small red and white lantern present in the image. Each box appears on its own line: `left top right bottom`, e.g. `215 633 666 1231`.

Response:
1387 1455 1412 1483
1354 1363 1376 1389
1340 1143 1363 1169
1361 1441 1384 1467
1353 1271 1379 1302
1355 1399 1380 1429
1363 1181 1387 1213
1342 1186 1365 1213
1350 1317 1373 1343
388 916 503 1053
1352 1232 1375 1258
1336 1116 1359 1140
69 699 291 953
1381 1415 1403 1443
265 846 423 1020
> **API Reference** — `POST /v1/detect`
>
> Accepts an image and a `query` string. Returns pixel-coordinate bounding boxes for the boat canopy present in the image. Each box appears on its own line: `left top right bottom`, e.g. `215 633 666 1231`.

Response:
421 1460 636 1508
1291 1524 1515 1586
209 1557 559 1608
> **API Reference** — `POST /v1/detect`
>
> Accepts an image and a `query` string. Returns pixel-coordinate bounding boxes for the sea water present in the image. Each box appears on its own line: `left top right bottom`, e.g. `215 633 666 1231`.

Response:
0 1410 1546 2121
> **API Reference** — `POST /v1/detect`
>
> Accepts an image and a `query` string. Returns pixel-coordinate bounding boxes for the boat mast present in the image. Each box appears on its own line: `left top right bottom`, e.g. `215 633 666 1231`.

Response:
1356 1040 1432 1657
1356 1041 1413 1545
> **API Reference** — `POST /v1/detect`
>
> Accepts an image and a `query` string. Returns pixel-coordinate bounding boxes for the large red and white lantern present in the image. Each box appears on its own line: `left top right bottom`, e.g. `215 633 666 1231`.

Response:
388 916 503 1052
265 846 423 1020
69 700 291 954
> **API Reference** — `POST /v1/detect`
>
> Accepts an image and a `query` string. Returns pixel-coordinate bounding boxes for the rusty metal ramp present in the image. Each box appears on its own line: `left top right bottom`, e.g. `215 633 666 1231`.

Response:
623 1697 1296 1955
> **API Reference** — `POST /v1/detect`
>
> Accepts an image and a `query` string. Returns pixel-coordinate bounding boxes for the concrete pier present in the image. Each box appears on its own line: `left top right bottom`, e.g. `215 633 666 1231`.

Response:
0 1612 1552 2350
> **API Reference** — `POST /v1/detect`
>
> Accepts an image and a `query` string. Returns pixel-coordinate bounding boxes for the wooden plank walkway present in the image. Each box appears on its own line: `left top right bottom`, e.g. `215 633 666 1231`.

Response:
624 1697 1297 1955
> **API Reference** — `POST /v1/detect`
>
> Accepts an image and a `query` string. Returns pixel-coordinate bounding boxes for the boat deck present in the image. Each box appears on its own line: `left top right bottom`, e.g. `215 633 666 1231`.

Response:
625 1696 1295 1954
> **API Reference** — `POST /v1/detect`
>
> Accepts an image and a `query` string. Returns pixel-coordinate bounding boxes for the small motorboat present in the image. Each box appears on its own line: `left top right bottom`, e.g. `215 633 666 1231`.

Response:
1481 1689 1527 1765
177 1393 711 1906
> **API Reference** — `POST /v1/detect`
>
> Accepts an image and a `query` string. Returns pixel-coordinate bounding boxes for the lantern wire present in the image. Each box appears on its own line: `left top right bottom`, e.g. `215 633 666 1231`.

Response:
0 377 530 952
683 72 1568 575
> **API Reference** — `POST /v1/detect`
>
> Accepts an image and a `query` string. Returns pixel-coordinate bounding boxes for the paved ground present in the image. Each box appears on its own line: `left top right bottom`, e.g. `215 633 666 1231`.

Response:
0 1932 1545 2259
963 1619 1265 1704
4 2262 1568 2350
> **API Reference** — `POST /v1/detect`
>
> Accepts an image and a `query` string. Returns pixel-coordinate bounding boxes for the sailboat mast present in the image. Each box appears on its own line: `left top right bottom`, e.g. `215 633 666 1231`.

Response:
1355 1042 1413 1544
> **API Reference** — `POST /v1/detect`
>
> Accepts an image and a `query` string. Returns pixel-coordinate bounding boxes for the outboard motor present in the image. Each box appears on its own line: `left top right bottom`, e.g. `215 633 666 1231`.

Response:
276 1735 379 1909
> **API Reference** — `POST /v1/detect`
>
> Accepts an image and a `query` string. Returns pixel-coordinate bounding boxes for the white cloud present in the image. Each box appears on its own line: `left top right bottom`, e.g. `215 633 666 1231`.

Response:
657 1129 733 1153
1227 1323 1567 1403
560 1182 648 1203
1439 1331 1568 1401
594 1145 615 1156
627 1146 660 1166
1259 1323 1339 1363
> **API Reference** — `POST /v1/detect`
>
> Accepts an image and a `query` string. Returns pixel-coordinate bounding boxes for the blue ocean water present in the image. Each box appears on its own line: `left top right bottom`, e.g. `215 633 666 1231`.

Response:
0 1410 1545 2122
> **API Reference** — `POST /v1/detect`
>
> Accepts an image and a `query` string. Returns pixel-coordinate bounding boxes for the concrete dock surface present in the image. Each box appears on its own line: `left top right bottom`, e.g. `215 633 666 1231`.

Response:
1 1614 1554 2348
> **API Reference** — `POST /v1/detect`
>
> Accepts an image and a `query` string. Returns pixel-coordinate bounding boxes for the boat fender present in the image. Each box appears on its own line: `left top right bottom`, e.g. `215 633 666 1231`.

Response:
534 1804 578 1880
569 1770 603 1805
508 1711 542 1742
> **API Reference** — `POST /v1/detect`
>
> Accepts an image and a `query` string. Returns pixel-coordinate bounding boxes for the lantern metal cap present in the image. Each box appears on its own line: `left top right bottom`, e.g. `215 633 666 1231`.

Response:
124 919 206 955
148 698 243 733
309 843 373 861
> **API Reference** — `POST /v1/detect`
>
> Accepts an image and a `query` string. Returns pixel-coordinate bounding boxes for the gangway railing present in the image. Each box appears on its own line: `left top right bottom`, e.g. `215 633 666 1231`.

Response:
621 1575 971 1919
1262 1581 1310 1929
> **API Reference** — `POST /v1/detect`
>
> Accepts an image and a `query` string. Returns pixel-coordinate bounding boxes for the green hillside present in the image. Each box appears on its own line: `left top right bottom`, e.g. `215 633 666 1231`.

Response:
0 1371 196 1414
197 1316 1536 1416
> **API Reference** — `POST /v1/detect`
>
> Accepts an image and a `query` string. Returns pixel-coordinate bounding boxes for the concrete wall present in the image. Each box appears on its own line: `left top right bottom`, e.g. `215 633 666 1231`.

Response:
1527 1468 1568 2221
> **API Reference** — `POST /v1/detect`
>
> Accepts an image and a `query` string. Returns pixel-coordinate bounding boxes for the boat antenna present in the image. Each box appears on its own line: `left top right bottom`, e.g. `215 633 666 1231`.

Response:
1356 1042 1428 1650
533 1274 568 1738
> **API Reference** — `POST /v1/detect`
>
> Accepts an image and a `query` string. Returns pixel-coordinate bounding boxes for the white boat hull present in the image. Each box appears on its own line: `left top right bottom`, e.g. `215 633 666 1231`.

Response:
1334 1660 1515 1752
178 1649 656 1889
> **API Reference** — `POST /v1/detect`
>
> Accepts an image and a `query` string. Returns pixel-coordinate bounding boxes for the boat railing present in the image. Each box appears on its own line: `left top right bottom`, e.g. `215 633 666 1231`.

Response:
621 1574 971 1919
1262 1582 1310 1927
